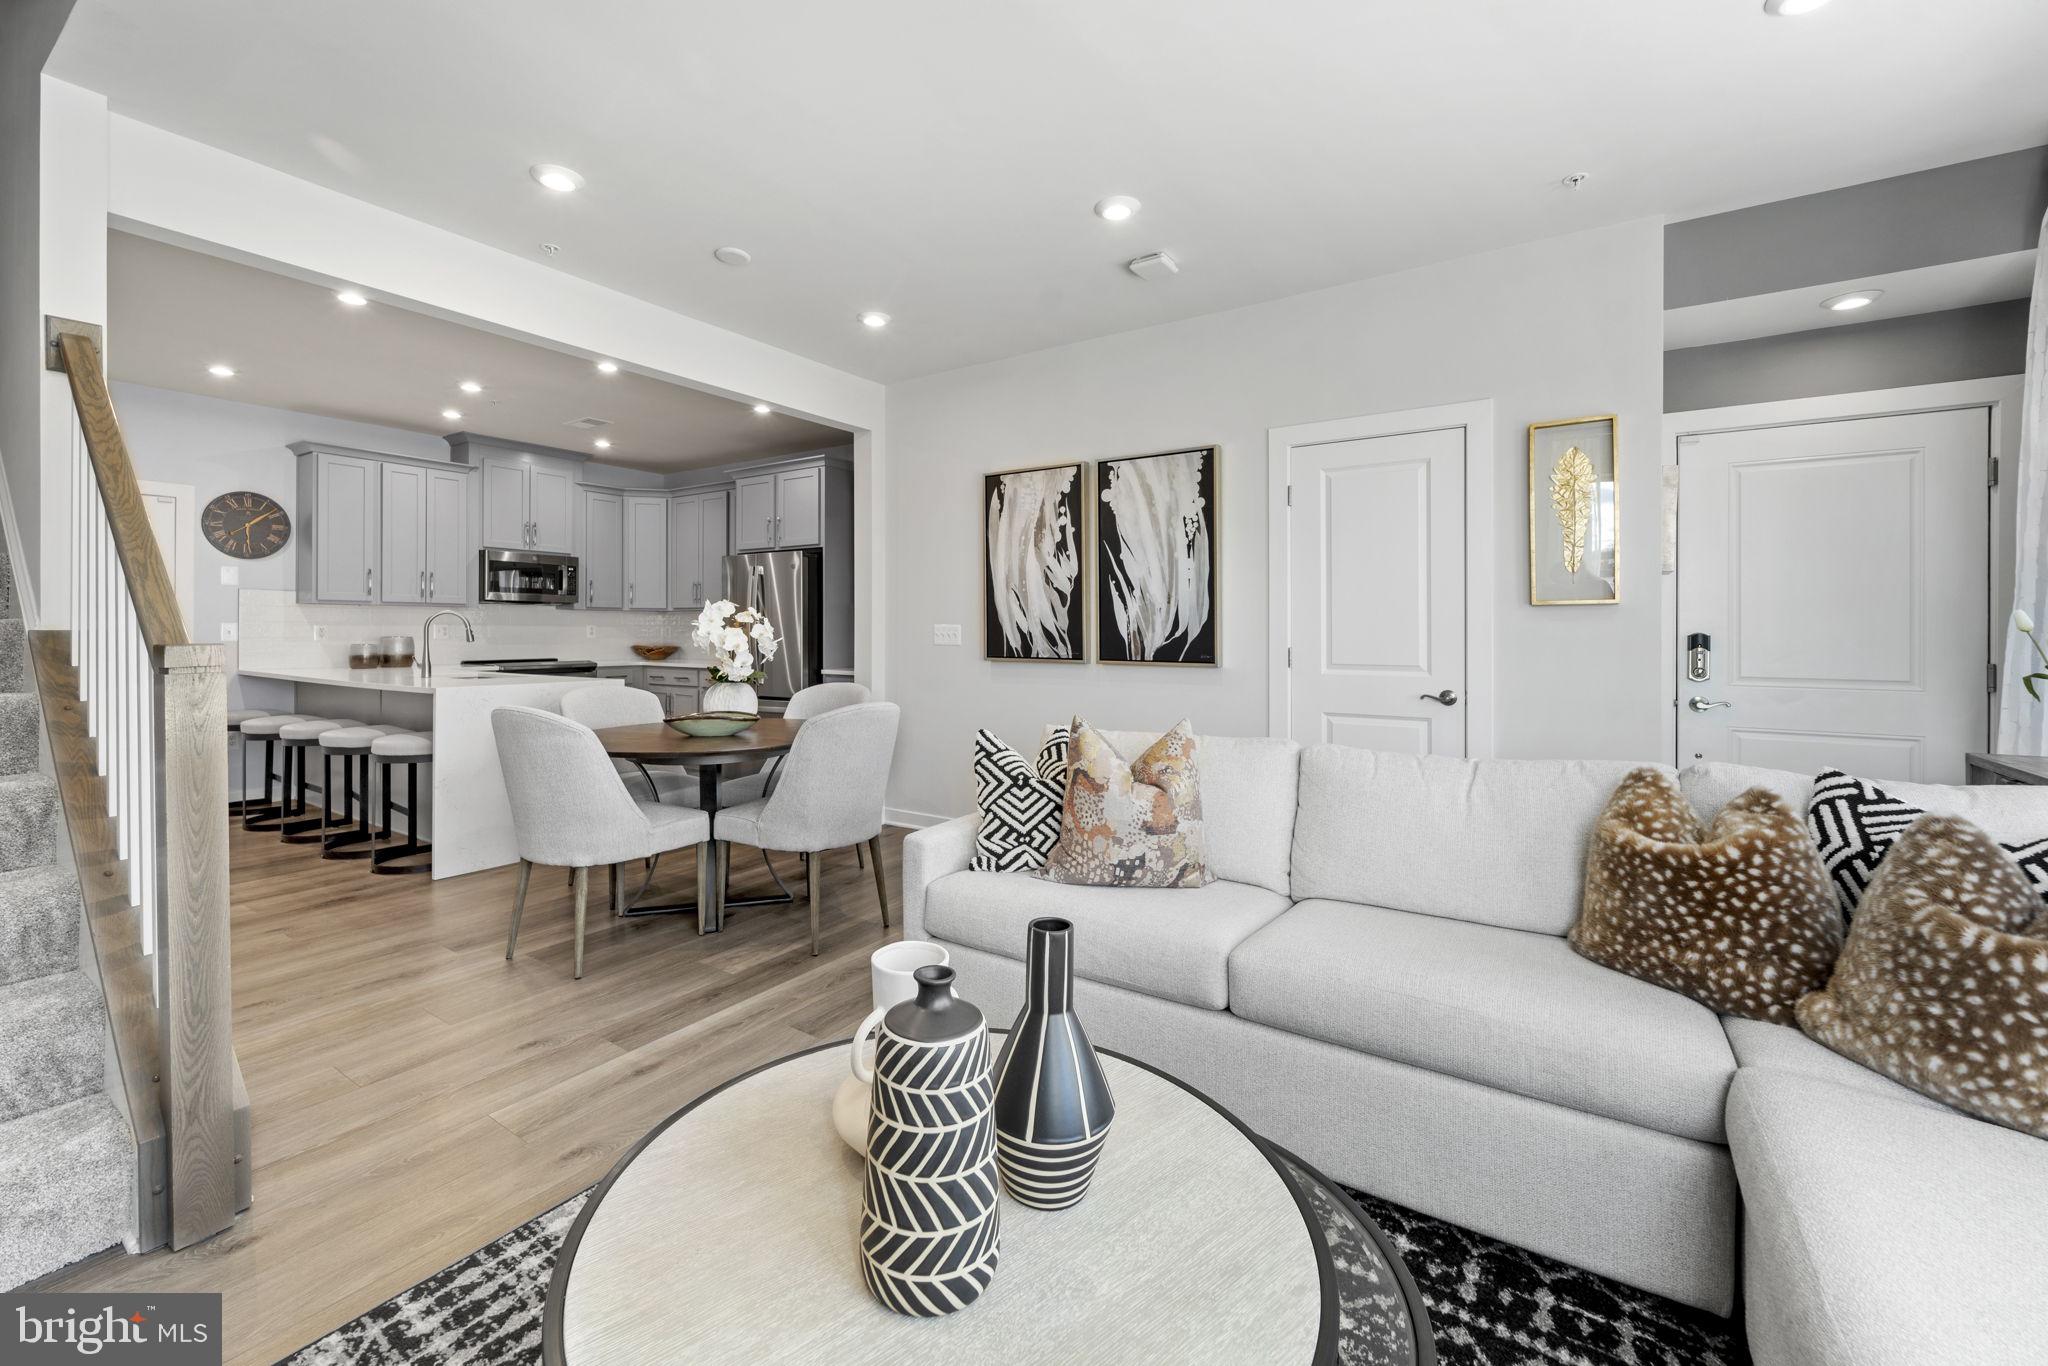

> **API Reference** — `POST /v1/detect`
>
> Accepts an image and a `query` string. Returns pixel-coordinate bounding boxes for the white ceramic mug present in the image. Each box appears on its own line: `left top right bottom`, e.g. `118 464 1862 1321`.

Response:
836 943 951 1149
870 941 948 1013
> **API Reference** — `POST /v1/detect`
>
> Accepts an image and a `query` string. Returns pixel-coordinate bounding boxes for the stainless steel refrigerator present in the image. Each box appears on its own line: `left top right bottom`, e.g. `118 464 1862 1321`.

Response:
723 549 823 708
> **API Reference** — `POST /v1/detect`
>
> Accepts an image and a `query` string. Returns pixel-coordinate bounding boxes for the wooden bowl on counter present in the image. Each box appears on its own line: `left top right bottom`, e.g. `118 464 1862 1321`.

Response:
632 644 681 661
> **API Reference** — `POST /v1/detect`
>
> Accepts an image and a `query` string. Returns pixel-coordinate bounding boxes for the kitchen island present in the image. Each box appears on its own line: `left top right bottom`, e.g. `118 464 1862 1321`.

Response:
238 666 626 878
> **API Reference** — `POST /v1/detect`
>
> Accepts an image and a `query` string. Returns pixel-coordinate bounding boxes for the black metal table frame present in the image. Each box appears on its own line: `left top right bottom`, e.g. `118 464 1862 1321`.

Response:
614 759 793 933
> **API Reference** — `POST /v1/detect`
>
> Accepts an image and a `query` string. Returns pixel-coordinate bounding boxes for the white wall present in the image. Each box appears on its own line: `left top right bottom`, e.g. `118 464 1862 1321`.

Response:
883 219 1666 821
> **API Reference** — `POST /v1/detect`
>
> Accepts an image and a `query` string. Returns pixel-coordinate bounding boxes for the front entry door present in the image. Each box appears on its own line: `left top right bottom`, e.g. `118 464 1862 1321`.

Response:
1287 425 1467 754
1677 407 1991 783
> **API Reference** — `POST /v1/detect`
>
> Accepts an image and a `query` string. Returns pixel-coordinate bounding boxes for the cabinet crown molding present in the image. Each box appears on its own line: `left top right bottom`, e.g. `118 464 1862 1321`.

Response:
288 440 474 474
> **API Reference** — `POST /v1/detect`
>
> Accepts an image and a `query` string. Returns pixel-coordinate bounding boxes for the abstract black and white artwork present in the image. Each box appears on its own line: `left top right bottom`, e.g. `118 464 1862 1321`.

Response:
1095 446 1218 665
984 463 1086 661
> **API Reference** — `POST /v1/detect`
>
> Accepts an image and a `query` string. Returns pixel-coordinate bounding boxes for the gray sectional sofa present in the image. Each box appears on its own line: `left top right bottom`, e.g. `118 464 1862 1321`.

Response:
902 734 2048 1365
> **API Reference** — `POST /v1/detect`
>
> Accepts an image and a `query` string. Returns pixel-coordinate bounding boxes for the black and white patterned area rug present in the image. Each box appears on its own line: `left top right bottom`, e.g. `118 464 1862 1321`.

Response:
278 1183 1740 1366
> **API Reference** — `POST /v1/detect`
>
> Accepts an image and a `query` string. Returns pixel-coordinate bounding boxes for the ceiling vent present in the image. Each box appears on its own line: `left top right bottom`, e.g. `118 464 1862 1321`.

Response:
564 416 613 431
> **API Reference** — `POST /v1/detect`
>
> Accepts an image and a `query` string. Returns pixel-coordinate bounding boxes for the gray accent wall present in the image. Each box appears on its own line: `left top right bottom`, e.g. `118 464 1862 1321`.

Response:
1665 299 2027 412
1666 146 2048 308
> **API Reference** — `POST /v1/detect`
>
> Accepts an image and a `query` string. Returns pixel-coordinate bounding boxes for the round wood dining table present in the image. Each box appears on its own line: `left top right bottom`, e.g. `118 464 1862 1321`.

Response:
594 717 800 932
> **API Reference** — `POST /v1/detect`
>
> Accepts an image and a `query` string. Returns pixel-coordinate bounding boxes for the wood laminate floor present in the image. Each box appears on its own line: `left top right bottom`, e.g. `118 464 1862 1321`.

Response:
47 819 902 1365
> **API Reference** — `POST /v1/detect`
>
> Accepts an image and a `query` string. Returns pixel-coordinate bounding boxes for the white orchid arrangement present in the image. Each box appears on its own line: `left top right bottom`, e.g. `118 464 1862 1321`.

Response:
2014 609 2048 700
694 600 780 684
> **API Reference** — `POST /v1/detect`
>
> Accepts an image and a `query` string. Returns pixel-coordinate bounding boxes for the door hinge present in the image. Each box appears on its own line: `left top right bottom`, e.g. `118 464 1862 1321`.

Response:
1285 484 1292 508
1989 457 2000 488
1286 647 1292 668
1989 661 2000 694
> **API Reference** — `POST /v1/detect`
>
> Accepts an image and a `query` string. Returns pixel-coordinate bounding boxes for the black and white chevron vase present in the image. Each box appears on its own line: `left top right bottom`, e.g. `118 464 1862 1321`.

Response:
859 966 1001 1317
991 918 1115 1210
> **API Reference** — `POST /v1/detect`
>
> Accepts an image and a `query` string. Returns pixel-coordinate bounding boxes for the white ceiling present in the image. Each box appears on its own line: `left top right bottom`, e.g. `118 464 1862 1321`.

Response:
51 0 2048 383
107 231 848 470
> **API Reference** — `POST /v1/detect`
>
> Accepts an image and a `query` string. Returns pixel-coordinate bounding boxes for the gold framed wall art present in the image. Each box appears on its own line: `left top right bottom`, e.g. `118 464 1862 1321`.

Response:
1528 415 1618 605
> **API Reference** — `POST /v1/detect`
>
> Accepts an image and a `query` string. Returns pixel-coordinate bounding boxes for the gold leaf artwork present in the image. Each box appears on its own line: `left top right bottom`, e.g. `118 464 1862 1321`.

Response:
1550 446 1595 575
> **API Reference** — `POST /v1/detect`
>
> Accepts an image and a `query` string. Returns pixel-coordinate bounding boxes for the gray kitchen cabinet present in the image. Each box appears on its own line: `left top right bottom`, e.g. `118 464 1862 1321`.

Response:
734 474 777 551
379 463 428 604
668 487 730 610
644 666 702 716
481 452 577 551
624 495 669 611
581 489 625 609
773 466 823 547
530 464 576 552
293 443 476 605
299 448 381 603
731 466 824 551
424 468 467 602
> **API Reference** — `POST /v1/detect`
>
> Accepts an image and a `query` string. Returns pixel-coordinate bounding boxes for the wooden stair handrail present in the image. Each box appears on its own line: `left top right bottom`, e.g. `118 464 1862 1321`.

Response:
55 331 188 655
53 329 241 1248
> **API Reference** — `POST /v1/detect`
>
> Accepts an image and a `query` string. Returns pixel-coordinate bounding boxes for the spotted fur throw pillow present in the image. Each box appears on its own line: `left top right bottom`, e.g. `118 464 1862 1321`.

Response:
1797 815 2048 1137
1036 719 1213 888
1570 768 1842 1023
969 726 1070 872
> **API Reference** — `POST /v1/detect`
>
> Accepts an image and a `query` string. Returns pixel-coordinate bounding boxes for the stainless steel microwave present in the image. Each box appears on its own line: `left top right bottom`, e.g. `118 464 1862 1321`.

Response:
478 548 579 605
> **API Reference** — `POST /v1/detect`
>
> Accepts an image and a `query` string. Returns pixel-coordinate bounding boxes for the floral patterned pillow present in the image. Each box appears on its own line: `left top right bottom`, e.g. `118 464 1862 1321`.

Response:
1036 719 1213 889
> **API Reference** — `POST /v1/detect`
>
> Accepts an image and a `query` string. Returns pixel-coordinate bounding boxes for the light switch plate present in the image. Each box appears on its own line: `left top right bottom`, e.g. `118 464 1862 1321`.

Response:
219 565 239 586
933 623 963 646
219 623 238 642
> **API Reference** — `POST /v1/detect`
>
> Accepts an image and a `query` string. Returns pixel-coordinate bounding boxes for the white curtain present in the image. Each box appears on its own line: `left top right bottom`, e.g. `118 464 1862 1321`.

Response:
1997 208 2048 755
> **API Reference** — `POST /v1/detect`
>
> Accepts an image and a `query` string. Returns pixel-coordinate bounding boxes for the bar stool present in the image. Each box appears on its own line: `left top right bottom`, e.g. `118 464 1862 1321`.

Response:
371 731 433 875
237 713 306 831
227 710 271 817
315 725 387 859
278 717 361 843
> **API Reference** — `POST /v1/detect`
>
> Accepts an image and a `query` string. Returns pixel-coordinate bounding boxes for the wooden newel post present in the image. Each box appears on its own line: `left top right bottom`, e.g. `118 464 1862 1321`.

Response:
154 641 235 1248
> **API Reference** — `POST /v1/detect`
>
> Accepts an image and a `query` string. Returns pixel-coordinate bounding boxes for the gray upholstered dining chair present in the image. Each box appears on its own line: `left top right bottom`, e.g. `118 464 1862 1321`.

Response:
720 680 873 807
559 685 696 806
710 701 898 955
492 705 713 977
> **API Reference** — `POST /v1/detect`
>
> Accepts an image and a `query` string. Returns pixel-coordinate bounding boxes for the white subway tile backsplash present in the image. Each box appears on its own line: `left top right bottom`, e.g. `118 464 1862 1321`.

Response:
236 587 692 670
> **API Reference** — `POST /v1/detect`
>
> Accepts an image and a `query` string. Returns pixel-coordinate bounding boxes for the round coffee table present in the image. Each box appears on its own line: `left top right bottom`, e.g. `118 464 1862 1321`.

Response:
543 1040 1434 1365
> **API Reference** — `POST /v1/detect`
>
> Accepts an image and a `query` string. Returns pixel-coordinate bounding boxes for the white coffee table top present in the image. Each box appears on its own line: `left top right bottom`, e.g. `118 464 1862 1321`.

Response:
547 1041 1326 1364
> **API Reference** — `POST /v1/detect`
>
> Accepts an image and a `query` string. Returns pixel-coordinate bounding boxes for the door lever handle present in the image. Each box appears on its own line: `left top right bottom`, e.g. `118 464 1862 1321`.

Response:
1688 696 1733 712
1420 689 1459 706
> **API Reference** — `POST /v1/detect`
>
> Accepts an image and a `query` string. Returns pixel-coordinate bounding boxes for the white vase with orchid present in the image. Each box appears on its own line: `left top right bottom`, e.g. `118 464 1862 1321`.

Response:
693 599 780 715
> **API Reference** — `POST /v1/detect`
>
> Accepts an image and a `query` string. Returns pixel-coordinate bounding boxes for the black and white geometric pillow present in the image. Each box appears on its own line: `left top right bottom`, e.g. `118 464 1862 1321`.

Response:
970 727 1070 873
1807 768 2048 915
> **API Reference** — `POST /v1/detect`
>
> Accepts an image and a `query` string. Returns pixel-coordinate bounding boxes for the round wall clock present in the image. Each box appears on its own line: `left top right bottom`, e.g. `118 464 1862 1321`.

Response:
202 491 292 560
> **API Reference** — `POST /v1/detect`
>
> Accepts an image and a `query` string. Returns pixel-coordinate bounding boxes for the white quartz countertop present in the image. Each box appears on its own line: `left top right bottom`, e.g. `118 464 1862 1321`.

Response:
237 666 632 694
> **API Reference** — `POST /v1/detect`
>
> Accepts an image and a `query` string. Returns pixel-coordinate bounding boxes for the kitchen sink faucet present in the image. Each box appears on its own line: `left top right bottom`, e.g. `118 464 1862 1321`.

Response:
420 610 477 683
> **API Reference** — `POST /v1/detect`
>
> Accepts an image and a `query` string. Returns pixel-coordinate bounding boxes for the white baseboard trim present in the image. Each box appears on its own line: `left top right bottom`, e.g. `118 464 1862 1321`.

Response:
885 807 963 831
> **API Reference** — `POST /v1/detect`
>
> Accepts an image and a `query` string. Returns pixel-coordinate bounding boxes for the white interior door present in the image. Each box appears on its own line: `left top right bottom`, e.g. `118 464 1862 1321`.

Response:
137 480 194 633
1677 407 1991 783
1286 426 1467 754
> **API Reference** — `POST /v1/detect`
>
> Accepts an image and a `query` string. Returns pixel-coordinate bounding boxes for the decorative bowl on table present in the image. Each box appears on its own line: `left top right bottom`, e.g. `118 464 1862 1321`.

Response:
667 711 755 738
632 643 681 661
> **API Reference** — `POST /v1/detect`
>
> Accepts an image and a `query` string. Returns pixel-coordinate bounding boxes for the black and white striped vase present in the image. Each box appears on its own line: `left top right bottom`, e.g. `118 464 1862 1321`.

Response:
855 964 1001 1316
991 917 1116 1209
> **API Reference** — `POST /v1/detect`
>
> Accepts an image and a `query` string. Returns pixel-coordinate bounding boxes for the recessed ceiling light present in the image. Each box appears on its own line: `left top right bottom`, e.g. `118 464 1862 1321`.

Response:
752 403 772 415
1094 195 1142 222
1822 289 1882 312
858 310 891 330
593 438 612 450
1763 0 1831 14
714 246 753 267
459 380 483 394
529 163 584 193
441 408 463 421
335 288 368 307
207 363 236 378
595 359 619 375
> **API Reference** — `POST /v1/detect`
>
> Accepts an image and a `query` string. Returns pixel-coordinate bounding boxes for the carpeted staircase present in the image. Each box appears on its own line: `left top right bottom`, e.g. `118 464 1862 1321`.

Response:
0 605 134 1288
